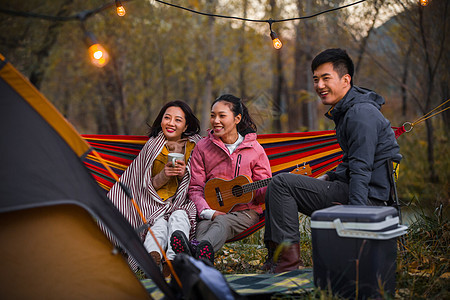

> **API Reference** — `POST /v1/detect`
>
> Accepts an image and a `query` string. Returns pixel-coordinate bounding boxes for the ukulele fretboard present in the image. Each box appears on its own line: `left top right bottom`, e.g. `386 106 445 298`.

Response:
242 177 272 194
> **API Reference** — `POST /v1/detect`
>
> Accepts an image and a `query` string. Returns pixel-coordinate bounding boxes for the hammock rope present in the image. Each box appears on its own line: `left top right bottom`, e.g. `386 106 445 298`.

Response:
395 99 450 137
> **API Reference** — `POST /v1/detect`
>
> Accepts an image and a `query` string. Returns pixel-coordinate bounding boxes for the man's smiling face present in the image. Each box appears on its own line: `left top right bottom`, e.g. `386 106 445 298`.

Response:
313 62 351 106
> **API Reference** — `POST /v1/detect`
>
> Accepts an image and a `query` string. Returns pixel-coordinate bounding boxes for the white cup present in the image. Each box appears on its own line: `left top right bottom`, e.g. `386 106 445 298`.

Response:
168 153 184 166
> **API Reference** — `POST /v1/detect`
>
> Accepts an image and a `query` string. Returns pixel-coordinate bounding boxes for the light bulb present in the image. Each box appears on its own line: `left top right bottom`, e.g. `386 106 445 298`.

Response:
116 0 126 16
419 0 429 6
88 43 110 68
272 38 282 50
270 30 283 50
116 6 126 16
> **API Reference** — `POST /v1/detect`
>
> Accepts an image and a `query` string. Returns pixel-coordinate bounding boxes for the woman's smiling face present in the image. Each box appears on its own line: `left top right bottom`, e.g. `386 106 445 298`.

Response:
210 101 241 144
161 106 187 141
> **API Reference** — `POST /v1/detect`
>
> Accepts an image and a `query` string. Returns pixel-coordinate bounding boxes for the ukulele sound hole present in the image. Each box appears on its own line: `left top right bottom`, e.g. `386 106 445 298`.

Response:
232 185 243 197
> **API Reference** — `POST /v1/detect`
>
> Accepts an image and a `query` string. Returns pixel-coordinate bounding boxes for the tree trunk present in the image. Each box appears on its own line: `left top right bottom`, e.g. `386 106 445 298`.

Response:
29 0 73 89
401 42 412 117
201 0 216 134
418 4 441 182
272 50 283 133
270 0 282 133
159 52 168 103
238 0 248 100
425 119 438 182
110 56 129 134
101 65 120 134
290 0 306 132
354 0 383 74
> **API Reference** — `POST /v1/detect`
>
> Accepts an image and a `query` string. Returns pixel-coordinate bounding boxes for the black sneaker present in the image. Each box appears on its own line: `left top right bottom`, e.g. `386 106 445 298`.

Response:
195 240 214 265
170 230 193 256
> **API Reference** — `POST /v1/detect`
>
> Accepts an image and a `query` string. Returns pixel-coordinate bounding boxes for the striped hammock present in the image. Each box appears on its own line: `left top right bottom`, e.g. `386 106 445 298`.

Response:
82 130 343 242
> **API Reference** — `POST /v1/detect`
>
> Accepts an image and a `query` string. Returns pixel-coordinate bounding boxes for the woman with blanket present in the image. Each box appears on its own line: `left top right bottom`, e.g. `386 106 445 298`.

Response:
107 100 201 276
170 94 271 264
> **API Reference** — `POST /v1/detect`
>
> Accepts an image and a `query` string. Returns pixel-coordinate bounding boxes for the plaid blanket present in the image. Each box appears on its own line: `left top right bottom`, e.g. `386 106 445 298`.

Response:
141 269 314 299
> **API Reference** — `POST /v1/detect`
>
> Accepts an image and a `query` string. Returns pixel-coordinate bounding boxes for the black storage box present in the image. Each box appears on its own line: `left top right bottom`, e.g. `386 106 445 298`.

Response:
311 205 407 299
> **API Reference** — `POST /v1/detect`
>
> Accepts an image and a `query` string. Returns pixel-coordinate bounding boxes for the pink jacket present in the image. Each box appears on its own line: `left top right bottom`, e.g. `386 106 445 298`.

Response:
189 131 272 216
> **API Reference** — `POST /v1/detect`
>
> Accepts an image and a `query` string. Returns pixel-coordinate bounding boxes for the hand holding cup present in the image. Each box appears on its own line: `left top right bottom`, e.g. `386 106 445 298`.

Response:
167 152 186 179
167 153 184 167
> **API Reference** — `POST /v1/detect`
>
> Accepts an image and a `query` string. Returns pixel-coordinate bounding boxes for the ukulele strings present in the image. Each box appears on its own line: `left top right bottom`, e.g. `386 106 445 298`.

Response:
209 178 272 201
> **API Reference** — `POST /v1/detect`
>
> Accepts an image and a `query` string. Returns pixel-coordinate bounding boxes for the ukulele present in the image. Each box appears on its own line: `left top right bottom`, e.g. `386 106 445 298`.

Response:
204 163 311 213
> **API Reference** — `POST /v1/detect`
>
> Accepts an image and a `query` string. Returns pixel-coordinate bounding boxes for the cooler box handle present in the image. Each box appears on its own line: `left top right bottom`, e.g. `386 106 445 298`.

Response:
333 218 407 240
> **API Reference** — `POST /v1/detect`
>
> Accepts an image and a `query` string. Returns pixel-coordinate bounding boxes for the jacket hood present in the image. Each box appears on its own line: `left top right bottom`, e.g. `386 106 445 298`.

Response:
326 86 385 122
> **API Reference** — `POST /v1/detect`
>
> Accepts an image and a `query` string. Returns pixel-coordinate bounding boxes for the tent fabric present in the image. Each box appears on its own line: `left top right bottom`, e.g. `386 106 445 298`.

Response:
0 54 175 298
0 205 150 299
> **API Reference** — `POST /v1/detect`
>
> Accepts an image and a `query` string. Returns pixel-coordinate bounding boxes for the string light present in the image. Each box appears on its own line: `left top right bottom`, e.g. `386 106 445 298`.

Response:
84 31 110 68
270 31 282 50
268 20 282 50
0 0 368 25
116 0 126 16
0 0 369 65
419 0 429 6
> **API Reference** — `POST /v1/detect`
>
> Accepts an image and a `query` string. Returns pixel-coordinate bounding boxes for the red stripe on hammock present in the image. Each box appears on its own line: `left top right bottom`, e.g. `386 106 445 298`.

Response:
83 134 149 141
269 144 341 166
91 174 115 190
93 153 135 166
257 130 335 139
264 139 337 156
85 161 122 178
88 141 143 155
311 160 342 177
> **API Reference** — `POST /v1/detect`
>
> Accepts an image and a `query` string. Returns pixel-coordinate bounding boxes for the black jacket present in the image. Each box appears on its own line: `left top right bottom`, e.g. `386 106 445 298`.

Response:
326 86 402 205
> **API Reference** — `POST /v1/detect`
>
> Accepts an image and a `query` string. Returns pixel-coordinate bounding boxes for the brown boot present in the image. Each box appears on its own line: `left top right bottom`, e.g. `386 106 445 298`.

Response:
261 240 277 272
273 243 303 273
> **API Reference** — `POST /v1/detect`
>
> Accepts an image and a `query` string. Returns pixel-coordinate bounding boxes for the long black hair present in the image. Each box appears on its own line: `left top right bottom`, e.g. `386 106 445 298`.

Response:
148 100 200 138
211 94 257 135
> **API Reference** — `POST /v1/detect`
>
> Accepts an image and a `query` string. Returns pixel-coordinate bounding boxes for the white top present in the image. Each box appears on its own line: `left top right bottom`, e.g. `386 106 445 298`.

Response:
224 133 244 154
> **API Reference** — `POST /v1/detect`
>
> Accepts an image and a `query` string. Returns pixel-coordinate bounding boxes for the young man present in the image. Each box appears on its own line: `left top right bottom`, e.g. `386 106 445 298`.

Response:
263 48 402 273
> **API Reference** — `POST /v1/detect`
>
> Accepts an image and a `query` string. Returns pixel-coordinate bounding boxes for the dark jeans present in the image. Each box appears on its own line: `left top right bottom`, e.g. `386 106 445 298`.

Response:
264 173 349 244
264 173 387 244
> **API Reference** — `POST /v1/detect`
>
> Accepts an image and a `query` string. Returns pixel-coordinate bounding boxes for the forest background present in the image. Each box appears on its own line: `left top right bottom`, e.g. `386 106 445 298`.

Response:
1 0 447 214
1 0 449 297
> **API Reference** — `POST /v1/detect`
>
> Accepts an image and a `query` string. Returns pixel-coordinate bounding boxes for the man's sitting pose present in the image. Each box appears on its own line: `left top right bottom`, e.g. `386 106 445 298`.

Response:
263 48 402 273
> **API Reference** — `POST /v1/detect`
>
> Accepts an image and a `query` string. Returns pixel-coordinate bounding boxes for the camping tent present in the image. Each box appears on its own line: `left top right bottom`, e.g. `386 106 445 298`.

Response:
0 54 174 299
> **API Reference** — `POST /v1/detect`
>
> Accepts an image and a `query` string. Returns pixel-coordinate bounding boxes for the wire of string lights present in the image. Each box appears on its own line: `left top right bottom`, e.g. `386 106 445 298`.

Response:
0 0 370 65
0 0 369 24
153 0 368 23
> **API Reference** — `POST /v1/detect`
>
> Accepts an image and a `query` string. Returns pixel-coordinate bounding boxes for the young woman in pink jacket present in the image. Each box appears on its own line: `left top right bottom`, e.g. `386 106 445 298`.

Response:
170 94 272 264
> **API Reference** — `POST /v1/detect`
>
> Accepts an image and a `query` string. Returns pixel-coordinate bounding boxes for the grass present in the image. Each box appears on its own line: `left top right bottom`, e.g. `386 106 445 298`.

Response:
215 215 313 274
395 202 449 299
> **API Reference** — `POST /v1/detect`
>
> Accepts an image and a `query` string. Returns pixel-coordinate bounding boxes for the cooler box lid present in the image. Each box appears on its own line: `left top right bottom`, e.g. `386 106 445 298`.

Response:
311 205 407 240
